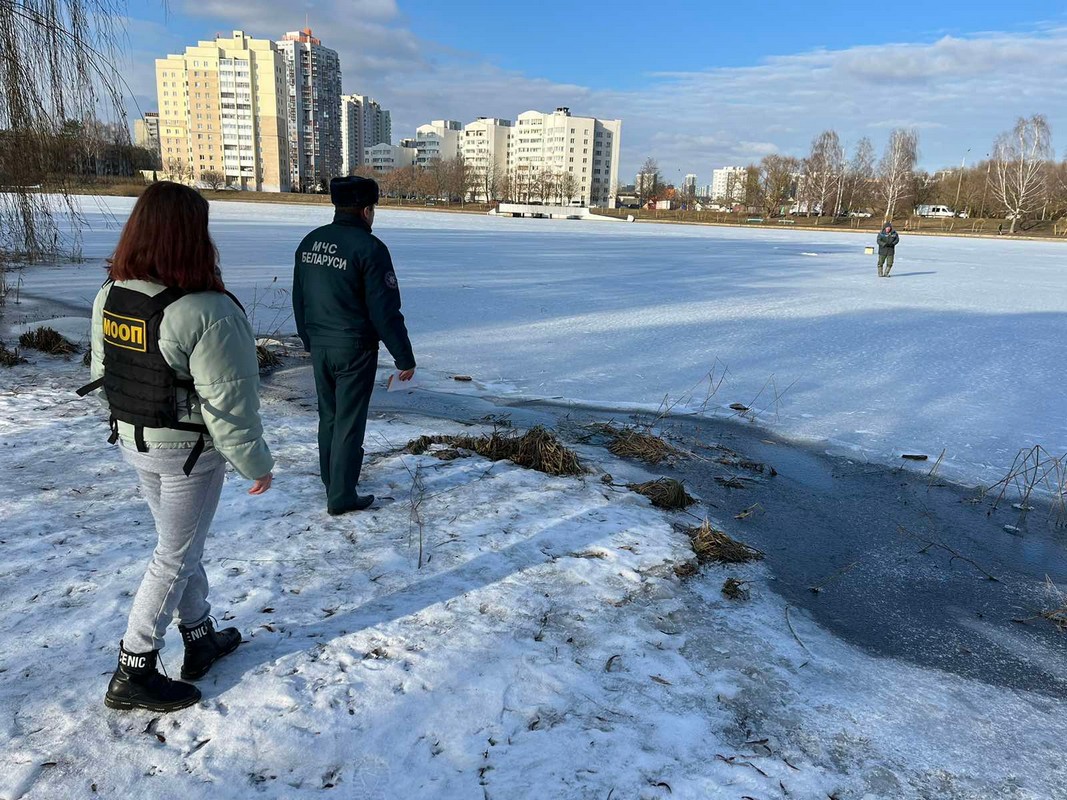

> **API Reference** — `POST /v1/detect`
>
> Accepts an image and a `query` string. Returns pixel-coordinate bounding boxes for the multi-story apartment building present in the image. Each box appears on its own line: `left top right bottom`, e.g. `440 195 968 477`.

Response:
509 107 620 207
340 94 392 174
712 166 748 204
133 111 160 153
411 120 463 167
364 142 418 173
156 30 289 192
276 28 342 191
682 174 697 196
461 117 511 201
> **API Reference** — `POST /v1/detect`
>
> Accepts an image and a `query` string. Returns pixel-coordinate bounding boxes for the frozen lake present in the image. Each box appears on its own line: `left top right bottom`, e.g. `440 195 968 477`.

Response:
17 195 1067 486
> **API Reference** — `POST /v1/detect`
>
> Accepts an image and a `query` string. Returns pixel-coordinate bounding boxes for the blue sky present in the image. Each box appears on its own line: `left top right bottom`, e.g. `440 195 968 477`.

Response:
120 0 1067 183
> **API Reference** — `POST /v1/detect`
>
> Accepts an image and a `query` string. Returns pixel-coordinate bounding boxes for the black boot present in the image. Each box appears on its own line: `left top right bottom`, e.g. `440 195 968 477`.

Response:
327 494 375 516
179 617 242 680
104 643 201 712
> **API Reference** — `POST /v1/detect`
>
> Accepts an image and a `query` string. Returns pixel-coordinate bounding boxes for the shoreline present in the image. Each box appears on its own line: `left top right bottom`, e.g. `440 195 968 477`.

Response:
58 185 1067 242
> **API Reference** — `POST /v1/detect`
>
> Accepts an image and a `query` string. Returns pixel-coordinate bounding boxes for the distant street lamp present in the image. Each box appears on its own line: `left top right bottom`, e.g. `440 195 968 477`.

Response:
953 148 970 210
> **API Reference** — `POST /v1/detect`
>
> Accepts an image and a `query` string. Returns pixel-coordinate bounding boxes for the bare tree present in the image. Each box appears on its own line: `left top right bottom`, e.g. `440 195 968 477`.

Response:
759 154 800 217
200 170 226 191
911 171 936 208
842 137 876 214
636 157 664 206
496 167 513 203
560 171 578 205
742 165 762 212
164 157 195 186
802 130 844 222
877 129 919 221
989 114 1053 233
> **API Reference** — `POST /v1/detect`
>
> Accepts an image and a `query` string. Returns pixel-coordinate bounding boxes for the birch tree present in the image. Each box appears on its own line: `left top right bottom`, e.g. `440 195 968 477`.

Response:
802 130 844 222
877 129 918 221
988 115 1053 233
842 137 875 214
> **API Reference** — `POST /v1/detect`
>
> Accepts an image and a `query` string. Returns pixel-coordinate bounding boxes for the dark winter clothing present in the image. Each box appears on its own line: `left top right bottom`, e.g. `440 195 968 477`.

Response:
292 212 415 367
293 209 415 511
330 175 380 207
877 225 899 277
311 344 378 511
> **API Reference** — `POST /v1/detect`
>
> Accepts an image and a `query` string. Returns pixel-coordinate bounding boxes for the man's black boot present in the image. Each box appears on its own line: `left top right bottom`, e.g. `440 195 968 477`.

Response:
179 617 242 680
104 643 201 712
327 494 375 516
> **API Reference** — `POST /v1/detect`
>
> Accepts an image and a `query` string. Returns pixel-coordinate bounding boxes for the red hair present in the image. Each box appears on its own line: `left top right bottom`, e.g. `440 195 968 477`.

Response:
108 181 224 292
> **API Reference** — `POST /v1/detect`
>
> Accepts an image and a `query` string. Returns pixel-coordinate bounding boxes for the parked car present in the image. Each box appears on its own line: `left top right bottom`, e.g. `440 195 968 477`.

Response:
848 210 873 218
915 204 956 218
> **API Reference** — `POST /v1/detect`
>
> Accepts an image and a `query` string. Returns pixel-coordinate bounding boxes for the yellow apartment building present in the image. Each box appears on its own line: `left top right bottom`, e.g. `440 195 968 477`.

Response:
155 31 290 192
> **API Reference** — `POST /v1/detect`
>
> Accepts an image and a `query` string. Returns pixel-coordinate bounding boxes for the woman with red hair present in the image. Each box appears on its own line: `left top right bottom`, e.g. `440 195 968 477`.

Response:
83 181 274 712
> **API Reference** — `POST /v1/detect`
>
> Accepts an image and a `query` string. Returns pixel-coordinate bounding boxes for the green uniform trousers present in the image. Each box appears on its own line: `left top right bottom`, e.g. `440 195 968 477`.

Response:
310 344 378 512
877 250 895 276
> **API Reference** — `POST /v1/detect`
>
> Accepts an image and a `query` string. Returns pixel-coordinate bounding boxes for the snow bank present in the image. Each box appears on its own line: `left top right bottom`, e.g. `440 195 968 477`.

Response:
1 357 1065 798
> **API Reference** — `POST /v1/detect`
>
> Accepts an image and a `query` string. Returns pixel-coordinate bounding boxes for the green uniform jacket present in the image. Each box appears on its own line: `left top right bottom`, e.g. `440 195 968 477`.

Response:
292 211 416 371
90 279 274 480
877 228 899 255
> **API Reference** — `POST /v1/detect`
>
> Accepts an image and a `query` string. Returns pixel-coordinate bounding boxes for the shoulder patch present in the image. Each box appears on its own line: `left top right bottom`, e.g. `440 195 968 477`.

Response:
385 272 398 289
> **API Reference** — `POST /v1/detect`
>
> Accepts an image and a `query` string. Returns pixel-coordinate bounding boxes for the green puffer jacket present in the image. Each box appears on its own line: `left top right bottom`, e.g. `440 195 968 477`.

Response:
89 279 274 480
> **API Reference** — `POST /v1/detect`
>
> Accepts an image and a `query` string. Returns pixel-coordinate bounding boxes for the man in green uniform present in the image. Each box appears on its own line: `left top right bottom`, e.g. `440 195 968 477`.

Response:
877 223 899 277
293 176 416 514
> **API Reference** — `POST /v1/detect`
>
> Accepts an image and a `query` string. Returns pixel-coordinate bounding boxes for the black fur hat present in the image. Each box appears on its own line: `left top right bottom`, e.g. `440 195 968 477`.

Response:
330 175 379 207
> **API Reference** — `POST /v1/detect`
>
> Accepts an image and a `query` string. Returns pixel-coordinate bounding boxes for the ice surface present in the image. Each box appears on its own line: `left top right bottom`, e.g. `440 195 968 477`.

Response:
11 196 1067 486
1 358 1066 799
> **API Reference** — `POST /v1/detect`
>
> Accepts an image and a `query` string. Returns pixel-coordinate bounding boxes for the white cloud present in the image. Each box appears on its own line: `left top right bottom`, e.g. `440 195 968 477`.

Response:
125 10 1067 183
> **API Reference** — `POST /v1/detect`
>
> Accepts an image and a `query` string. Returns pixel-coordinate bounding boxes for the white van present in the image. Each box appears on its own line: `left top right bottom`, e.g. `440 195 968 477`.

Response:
915 204 955 218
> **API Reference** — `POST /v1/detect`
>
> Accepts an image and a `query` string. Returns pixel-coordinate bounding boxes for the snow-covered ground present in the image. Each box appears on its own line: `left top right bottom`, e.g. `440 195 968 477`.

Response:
3 197 1067 798
11 196 1067 487
2 356 1066 800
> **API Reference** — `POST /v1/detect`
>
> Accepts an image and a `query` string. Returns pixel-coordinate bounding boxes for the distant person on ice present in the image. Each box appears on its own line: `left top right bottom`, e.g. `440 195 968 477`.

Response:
877 223 899 277
79 182 274 713
293 176 416 515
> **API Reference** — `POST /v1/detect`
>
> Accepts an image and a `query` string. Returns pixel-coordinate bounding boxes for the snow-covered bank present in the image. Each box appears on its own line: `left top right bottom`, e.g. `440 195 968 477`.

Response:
2 356 1066 799
10 195 1067 490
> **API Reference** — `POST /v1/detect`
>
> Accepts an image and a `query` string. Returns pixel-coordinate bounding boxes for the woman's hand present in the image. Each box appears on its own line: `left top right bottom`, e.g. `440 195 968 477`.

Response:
249 472 273 495
398 368 416 382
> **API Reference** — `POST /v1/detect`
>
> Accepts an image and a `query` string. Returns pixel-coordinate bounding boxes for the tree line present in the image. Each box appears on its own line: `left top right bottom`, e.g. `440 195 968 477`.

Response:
347 159 600 206
639 115 1066 232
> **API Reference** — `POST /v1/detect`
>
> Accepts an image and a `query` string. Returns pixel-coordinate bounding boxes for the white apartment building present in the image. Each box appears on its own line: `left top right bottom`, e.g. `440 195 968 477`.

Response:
156 31 290 192
712 166 748 203
134 111 160 152
682 174 697 195
364 142 417 173
509 107 621 207
462 117 512 201
276 28 342 191
340 94 392 174
412 120 463 167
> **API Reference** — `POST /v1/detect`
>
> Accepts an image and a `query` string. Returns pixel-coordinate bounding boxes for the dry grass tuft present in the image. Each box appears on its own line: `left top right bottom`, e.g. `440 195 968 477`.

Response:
0 342 27 367
627 478 695 509
591 422 686 465
721 577 750 600
673 561 699 579
406 426 583 476
1040 577 1067 631
684 519 764 564
18 327 76 355
256 344 283 372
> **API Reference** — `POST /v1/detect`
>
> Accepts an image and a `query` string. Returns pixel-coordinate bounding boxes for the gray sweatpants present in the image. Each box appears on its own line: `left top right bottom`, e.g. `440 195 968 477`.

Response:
120 444 226 653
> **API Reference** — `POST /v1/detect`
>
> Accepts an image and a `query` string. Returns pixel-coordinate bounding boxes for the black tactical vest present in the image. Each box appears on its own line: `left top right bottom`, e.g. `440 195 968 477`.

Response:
78 283 210 476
